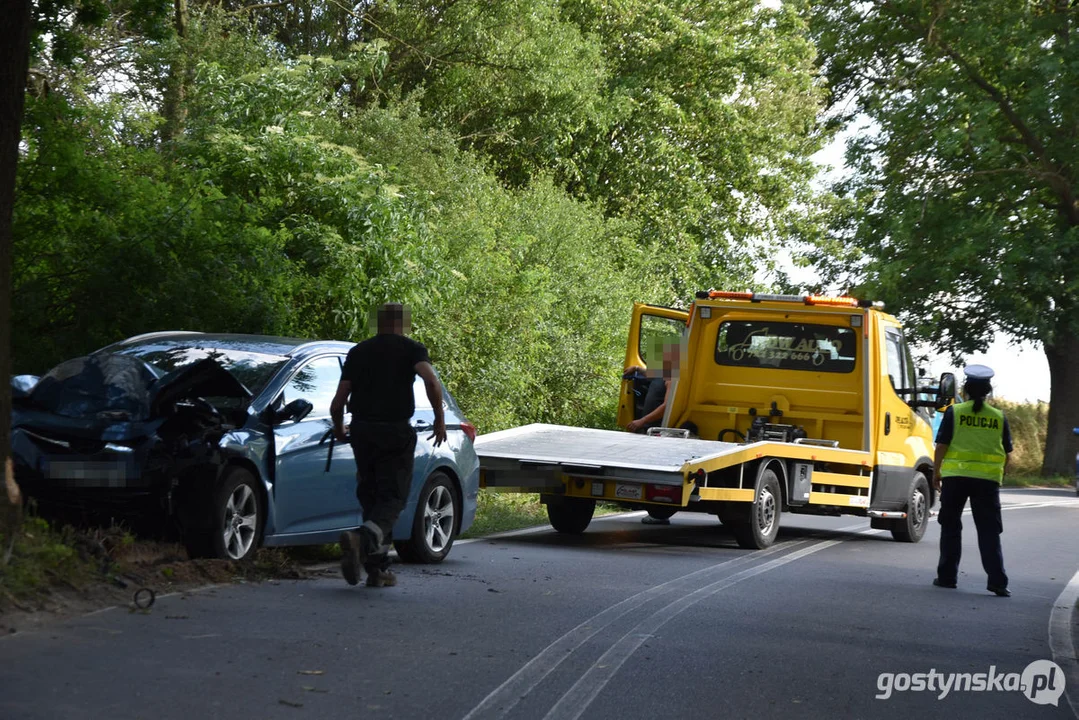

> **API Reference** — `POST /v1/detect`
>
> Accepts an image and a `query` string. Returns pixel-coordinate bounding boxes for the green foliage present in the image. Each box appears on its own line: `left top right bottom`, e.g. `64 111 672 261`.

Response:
14 1 833 435
368 0 831 291
13 94 295 369
997 400 1050 478
809 1 1079 474
461 491 551 538
0 517 89 602
347 101 658 430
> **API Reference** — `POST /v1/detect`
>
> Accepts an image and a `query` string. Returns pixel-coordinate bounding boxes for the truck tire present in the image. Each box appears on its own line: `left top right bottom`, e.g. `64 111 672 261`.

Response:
891 472 930 543
547 497 595 534
646 507 678 521
733 469 781 549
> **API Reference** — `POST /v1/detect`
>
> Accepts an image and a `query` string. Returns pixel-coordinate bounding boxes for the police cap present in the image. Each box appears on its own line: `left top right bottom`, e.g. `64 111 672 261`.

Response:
963 364 995 381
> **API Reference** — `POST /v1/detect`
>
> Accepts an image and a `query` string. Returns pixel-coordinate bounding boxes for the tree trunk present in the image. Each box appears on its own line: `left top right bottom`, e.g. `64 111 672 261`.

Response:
0 0 32 540
161 0 189 144
1041 336 1079 477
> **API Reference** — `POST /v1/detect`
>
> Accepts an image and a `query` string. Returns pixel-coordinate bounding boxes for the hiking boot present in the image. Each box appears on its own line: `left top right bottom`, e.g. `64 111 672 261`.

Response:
933 578 957 589
339 531 365 586
366 568 397 588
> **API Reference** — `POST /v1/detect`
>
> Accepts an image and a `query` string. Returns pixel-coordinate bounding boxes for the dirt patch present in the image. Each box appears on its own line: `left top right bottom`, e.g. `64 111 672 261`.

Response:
0 523 323 634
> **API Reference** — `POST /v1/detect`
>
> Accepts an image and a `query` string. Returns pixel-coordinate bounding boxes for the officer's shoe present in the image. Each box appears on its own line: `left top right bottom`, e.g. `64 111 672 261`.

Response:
338 531 366 586
366 568 397 588
933 578 957 589
987 584 1011 597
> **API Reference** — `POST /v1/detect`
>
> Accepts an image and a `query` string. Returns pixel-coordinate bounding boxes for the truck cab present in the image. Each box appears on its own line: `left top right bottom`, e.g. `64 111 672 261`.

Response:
475 291 955 550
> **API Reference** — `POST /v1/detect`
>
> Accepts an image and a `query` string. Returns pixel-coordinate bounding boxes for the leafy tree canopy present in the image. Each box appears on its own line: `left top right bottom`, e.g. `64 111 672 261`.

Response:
810 0 1079 473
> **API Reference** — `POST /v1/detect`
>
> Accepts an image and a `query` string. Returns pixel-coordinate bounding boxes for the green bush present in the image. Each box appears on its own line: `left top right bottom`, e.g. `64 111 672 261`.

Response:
996 400 1050 478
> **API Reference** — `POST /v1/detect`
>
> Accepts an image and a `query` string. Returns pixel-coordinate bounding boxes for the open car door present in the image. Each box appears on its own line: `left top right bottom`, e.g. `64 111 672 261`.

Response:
618 303 689 429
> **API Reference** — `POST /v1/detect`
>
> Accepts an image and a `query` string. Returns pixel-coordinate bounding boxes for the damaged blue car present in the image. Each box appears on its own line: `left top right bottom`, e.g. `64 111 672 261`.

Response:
11 332 480 563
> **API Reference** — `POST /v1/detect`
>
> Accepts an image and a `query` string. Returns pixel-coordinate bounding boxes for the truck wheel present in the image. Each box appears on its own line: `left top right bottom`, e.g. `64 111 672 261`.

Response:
646 507 677 521
733 469 781 549
395 471 459 564
891 472 930 543
547 497 595 534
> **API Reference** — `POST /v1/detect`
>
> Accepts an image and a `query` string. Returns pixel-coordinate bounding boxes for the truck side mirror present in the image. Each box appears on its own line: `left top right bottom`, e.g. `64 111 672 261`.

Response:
936 372 957 411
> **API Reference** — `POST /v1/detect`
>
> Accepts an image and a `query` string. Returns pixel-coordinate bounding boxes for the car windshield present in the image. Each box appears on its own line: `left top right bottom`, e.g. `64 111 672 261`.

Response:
113 343 289 397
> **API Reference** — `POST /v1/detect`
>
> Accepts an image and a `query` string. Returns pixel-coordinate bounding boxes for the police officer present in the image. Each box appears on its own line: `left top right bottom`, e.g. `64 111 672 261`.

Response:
932 364 1013 596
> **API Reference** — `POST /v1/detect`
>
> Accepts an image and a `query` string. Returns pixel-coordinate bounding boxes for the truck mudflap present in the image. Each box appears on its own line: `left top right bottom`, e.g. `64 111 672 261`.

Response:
475 423 743 488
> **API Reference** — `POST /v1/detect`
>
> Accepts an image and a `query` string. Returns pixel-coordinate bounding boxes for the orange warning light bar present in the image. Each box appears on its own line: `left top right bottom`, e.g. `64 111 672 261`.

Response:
707 290 754 300
805 295 861 307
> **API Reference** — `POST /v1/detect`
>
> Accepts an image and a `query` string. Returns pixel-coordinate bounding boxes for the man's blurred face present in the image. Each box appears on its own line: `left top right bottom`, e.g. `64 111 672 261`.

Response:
661 343 680 378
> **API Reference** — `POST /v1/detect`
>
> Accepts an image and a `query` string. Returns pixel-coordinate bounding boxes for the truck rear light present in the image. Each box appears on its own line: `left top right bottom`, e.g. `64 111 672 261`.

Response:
460 421 477 443
646 484 681 503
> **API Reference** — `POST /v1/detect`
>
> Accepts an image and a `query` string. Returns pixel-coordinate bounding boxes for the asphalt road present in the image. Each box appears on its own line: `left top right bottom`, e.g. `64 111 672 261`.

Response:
3 487 1079 720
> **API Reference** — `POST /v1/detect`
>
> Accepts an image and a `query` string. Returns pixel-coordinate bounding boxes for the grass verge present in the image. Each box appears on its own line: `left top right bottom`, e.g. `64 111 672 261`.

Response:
1001 474 1074 489
461 490 625 539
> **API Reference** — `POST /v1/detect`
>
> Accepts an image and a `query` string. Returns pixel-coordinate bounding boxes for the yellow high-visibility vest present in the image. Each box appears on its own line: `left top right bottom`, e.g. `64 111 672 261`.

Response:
940 401 1007 483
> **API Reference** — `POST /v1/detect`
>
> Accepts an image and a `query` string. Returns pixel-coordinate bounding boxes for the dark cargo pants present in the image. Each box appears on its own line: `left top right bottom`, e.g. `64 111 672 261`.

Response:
936 476 1008 589
350 420 416 572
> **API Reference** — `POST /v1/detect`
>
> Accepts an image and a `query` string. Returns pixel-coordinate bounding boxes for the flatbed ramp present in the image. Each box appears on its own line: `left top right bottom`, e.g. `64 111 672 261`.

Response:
475 423 743 487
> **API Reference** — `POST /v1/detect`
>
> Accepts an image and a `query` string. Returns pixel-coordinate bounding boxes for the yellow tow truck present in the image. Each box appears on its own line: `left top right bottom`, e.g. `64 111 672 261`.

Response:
475 291 955 549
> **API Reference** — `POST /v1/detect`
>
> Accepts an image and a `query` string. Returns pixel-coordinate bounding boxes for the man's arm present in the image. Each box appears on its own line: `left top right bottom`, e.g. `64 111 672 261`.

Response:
330 379 352 442
415 361 447 446
626 380 671 433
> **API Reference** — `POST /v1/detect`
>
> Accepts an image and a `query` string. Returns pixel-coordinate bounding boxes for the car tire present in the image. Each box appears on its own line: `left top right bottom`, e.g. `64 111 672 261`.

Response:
646 506 678 521
395 471 459 564
891 471 930 543
546 497 595 534
732 469 781 549
209 467 264 561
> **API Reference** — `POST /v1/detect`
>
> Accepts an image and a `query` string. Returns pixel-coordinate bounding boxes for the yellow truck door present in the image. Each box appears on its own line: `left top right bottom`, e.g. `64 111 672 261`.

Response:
871 316 935 520
618 303 689 429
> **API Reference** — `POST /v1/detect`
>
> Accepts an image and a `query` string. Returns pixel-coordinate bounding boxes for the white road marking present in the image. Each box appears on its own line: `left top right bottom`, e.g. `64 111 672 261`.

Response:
1049 570 1079 719
540 532 888 720
461 522 868 720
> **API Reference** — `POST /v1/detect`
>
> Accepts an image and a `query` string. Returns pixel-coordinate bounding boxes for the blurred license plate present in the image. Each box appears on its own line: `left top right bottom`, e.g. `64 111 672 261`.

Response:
47 461 130 487
615 483 642 500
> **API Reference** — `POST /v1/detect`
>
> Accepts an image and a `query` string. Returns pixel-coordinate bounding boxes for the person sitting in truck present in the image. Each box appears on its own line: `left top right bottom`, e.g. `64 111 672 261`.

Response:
625 340 680 433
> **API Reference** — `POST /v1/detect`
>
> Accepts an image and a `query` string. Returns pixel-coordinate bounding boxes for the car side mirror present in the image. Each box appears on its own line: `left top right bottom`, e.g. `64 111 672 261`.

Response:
936 372 957 411
270 398 313 425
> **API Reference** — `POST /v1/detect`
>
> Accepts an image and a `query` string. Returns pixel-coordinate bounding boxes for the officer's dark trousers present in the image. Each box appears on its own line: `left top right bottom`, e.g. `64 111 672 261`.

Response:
350 421 417 572
936 476 1008 588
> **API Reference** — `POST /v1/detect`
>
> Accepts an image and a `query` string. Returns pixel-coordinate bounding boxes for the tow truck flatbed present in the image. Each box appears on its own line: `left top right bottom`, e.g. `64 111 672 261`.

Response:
476 423 743 487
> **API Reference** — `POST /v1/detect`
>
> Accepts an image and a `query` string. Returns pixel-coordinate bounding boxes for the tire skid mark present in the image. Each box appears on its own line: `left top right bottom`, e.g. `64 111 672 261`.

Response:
461 522 868 720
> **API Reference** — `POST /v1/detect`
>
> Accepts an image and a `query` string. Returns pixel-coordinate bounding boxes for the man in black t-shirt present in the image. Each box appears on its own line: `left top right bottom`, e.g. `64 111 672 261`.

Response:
330 303 446 588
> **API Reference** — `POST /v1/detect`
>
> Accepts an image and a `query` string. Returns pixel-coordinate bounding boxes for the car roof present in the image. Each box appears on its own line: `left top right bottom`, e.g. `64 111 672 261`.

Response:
103 332 355 359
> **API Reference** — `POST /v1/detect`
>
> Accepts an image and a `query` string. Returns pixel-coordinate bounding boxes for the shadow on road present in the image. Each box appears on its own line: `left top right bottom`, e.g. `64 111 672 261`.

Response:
482 515 890 554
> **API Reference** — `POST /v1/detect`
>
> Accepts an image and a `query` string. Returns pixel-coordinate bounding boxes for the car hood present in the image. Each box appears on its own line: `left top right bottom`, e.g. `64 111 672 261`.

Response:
15 353 252 430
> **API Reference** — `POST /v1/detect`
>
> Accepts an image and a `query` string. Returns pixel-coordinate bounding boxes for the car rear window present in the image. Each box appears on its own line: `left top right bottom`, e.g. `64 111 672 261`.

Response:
715 321 857 374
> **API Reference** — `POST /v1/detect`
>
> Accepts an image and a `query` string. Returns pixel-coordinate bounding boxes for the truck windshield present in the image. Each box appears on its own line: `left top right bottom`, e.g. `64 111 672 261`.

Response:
715 321 857 373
